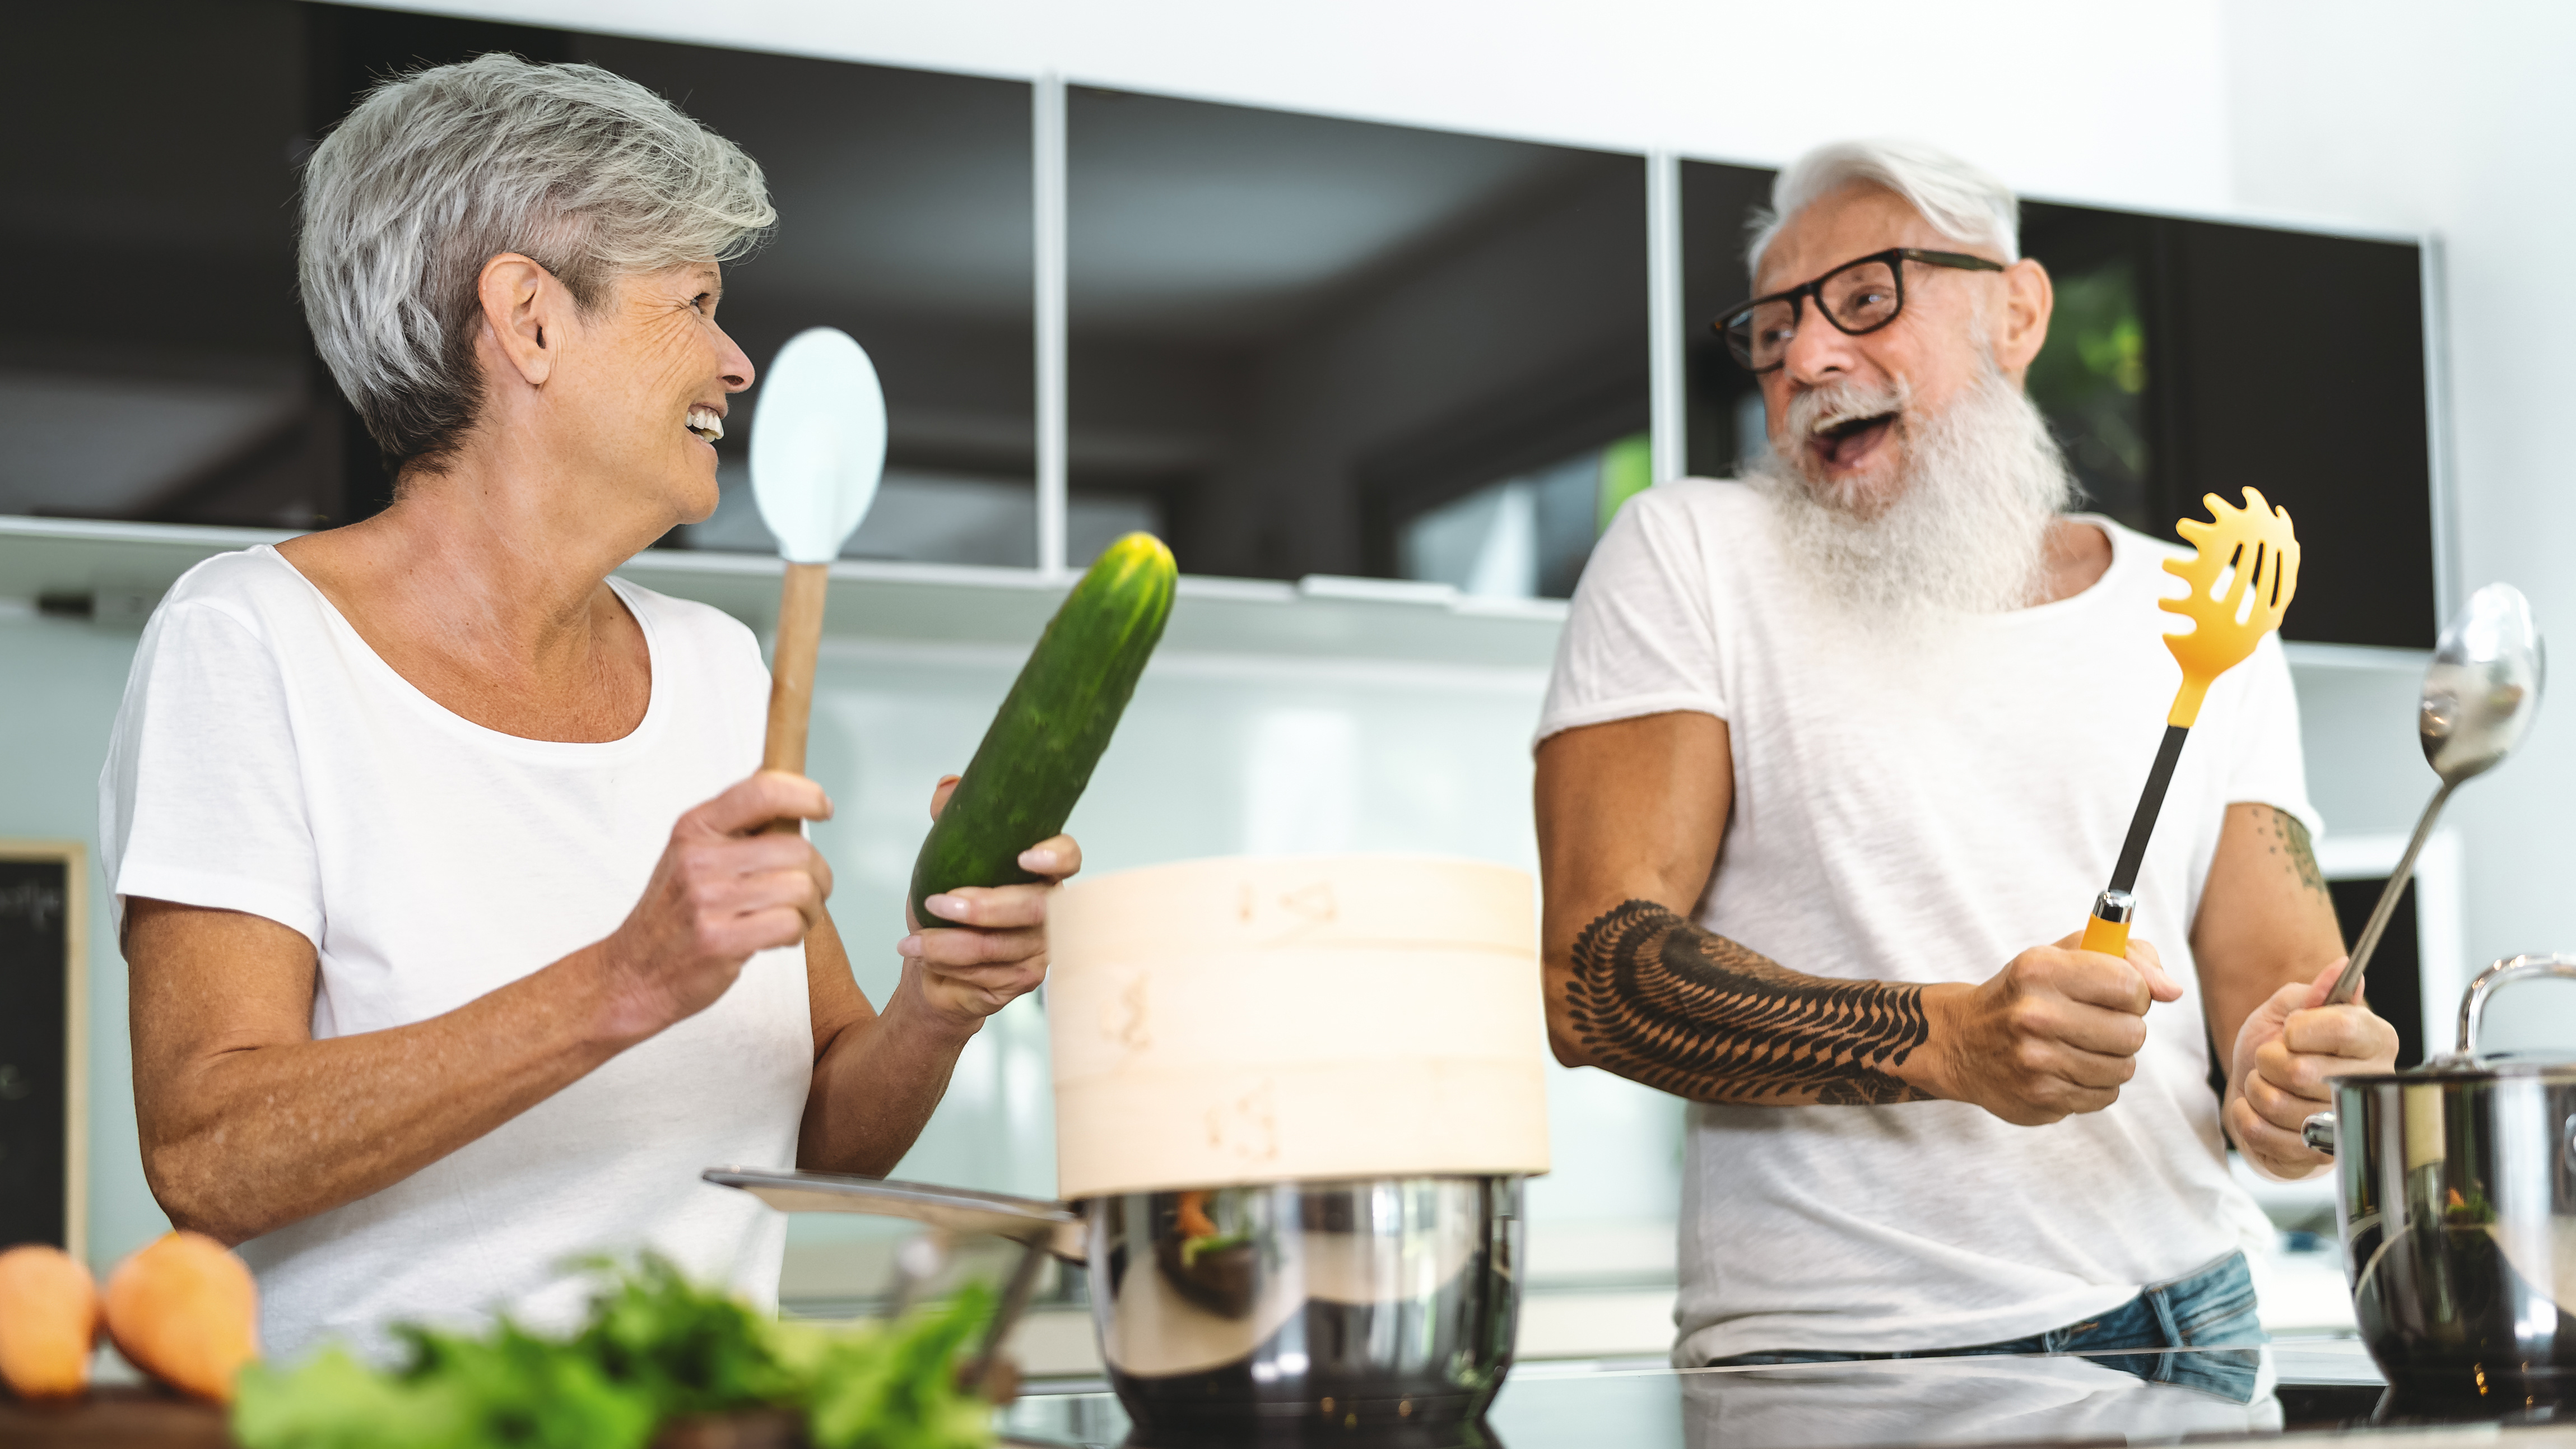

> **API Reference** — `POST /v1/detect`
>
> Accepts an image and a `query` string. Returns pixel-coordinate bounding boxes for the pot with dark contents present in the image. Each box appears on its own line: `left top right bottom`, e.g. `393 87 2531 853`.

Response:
2308 955 2576 1403
1088 1175 1522 1442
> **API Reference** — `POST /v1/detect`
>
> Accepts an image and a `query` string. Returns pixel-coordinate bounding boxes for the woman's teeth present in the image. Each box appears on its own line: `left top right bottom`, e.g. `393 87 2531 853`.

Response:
686 406 724 442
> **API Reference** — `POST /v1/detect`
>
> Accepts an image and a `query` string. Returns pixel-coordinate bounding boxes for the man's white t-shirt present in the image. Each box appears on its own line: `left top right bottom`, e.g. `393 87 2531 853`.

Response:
99 546 811 1363
1536 479 2312 1364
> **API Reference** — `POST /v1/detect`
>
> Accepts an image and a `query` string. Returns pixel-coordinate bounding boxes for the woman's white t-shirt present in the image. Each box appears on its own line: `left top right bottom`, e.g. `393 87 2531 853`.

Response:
1537 480 2314 1363
99 546 811 1363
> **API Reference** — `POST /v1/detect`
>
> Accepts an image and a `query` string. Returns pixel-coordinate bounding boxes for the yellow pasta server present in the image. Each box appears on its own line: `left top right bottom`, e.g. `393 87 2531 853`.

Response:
2081 488 2301 958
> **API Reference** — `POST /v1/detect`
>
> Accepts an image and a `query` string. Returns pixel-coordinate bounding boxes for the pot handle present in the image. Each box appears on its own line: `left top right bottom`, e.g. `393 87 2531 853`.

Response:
2302 1112 2337 1157
2456 954 2576 1057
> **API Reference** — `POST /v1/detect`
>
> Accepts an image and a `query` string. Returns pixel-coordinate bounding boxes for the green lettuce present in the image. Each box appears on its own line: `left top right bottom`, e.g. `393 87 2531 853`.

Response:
231 1256 995 1449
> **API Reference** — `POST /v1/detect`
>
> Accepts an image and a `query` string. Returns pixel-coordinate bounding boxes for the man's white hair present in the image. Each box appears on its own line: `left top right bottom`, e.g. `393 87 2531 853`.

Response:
1746 140 2019 278
299 53 776 472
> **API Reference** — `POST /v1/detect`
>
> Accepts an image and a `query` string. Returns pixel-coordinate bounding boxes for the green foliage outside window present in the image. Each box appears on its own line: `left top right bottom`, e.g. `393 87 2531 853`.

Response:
2025 260 2150 530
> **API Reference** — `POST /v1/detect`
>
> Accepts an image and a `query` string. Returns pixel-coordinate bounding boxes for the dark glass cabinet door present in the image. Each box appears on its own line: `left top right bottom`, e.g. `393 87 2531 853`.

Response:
573 38 1038 567
7 1 324 530
2017 205 2436 649
7 2 1038 565
1068 88 1648 589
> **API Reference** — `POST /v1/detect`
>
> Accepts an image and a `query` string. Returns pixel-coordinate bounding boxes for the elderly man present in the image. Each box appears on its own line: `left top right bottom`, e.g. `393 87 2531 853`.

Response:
1535 140 2399 1368
103 55 1070 1361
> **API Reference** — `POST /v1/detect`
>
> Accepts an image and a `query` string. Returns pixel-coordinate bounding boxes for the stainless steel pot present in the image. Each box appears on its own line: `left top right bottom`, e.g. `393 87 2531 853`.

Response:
2303 955 2576 1400
705 1168 1523 1438
1086 1176 1521 1439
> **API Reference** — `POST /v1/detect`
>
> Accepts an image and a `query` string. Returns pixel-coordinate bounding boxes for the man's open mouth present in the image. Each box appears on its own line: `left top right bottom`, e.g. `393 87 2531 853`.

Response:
1810 411 1896 470
686 405 725 443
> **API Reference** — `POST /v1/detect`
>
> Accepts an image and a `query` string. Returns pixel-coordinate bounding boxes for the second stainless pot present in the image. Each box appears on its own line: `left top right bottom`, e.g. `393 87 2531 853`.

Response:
2309 955 2576 1400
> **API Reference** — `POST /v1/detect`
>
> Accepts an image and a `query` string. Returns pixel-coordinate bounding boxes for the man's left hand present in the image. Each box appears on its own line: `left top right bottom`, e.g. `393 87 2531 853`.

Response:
896 775 1081 1025
2229 959 2399 1179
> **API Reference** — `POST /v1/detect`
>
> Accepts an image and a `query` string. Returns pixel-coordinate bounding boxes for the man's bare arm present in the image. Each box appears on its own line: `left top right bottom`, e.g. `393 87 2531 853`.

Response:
131 773 833 1245
2193 802 2396 1177
1538 713 2180 1121
1566 897 1932 1105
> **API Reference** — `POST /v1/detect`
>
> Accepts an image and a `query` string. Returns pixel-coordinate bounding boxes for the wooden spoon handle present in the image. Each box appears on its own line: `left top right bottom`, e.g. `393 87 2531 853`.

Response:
759 563 830 833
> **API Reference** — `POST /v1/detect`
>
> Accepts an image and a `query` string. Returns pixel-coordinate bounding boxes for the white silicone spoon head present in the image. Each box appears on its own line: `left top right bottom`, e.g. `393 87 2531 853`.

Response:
749 327 887 564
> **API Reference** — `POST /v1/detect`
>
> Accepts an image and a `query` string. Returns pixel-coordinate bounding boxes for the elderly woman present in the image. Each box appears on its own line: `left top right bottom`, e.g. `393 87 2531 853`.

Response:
97 54 1070 1360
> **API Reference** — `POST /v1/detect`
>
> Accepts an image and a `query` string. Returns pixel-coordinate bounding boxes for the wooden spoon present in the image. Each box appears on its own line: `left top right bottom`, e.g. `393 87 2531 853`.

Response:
748 328 886 820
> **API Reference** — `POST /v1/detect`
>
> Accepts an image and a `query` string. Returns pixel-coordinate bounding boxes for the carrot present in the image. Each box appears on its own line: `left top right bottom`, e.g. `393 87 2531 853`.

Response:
101 1232 259 1404
0 1243 101 1401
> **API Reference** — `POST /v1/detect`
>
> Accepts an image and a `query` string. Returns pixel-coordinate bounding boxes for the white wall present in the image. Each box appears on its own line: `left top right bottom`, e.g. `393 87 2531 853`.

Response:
0 610 164 1274
2222 0 2575 969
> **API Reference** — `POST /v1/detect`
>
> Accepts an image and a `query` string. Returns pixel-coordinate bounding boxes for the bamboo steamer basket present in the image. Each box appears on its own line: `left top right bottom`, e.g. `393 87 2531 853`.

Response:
1045 854 1551 1201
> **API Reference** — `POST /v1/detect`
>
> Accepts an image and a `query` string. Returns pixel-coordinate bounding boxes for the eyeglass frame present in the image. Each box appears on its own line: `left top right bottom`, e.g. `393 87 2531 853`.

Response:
1714 247 2008 374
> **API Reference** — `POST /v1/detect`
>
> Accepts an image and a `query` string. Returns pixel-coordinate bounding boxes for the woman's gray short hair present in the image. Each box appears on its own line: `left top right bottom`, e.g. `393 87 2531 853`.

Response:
299 53 775 471
1746 140 2018 279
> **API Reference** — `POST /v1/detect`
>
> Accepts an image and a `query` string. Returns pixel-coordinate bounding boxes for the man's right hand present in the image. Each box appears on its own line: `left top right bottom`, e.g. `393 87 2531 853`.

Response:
1921 935 2183 1126
595 771 834 1040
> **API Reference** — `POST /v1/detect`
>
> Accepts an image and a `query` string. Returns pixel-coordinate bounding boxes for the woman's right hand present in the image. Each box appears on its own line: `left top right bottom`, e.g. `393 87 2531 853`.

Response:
596 771 834 1038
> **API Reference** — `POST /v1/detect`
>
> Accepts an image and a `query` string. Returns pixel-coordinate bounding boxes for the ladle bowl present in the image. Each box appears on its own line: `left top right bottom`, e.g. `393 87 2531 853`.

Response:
2421 583 2545 782
2327 583 2545 1006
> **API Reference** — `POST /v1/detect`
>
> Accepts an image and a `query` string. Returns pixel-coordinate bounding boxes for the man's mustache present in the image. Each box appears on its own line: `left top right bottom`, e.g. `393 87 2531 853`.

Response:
1779 378 1912 445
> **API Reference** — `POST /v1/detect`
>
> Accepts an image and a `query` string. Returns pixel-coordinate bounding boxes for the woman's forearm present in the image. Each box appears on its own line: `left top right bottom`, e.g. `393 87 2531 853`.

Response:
132 775 839 1244
797 966 983 1176
131 908 650 1244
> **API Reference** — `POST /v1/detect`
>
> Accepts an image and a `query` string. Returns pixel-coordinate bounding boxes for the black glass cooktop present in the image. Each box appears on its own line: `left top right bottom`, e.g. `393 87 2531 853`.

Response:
999 1339 2574 1448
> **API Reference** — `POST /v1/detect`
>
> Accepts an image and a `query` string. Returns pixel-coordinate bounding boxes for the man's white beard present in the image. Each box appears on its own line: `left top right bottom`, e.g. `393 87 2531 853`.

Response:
1750 368 2077 627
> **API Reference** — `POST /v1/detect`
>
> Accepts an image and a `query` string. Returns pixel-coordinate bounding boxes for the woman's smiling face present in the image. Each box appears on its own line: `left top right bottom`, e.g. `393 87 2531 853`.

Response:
548 259 755 531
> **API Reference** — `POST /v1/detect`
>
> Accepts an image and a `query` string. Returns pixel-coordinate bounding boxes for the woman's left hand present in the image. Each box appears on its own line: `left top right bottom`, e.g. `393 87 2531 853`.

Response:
896 774 1081 1024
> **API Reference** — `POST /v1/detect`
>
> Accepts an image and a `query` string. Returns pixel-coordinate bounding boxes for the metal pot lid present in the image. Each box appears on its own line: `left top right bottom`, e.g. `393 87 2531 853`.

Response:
2331 1053 2576 1088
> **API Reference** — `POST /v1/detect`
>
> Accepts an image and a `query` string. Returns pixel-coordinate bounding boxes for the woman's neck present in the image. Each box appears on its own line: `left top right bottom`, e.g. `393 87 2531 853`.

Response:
277 456 667 742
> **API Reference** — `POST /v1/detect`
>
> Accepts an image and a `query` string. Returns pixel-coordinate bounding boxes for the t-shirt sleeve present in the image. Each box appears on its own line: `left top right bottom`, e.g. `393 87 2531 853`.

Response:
99 597 324 944
2220 633 2323 839
1534 491 1728 747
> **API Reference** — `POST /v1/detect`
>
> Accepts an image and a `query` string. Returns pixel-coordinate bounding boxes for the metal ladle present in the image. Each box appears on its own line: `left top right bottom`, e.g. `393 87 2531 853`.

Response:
2326 582 2546 1006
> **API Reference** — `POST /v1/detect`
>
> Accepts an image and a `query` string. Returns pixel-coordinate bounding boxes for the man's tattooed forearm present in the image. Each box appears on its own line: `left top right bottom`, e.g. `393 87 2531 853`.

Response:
2258 806 2331 904
1567 899 1935 1106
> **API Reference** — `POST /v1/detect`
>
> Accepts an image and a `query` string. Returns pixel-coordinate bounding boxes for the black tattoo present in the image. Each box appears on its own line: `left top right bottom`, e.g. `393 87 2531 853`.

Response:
2256 805 2332 904
1567 899 1935 1106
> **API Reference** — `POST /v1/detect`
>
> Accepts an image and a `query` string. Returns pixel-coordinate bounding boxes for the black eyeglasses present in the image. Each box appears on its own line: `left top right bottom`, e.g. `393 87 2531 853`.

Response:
1715 248 2006 373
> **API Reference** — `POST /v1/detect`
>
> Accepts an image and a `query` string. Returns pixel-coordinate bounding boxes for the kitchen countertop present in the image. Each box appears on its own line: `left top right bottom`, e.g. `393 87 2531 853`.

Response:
15 1337 2570 1448
998 1337 2576 1448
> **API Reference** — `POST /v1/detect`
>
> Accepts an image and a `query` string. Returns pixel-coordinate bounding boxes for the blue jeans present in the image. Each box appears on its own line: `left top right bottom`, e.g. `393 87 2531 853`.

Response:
1708 1251 2265 1401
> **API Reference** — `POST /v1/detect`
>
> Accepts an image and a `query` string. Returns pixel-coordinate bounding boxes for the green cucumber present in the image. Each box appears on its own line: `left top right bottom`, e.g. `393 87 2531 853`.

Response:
906 532 1177 925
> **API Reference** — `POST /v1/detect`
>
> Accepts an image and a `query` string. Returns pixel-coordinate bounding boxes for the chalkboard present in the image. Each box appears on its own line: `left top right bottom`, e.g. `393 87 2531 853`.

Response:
0 842 83 1257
